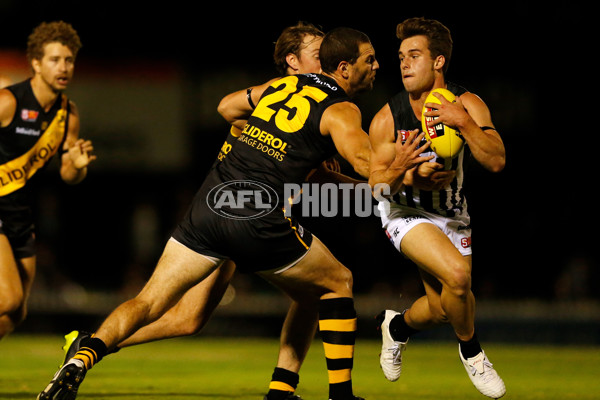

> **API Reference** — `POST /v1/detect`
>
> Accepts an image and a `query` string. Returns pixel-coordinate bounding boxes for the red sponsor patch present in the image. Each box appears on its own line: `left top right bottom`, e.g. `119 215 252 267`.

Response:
21 109 39 122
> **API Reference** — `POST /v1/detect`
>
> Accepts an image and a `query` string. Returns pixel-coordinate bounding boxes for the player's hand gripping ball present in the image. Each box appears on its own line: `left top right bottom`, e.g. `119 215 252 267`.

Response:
421 88 464 159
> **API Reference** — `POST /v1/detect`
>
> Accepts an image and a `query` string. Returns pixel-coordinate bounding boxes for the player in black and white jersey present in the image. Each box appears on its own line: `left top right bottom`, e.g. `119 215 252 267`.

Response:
0 21 95 341
369 17 506 398
38 27 426 400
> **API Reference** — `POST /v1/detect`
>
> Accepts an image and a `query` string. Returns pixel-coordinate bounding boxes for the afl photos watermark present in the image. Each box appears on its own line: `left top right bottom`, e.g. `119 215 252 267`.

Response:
207 180 391 220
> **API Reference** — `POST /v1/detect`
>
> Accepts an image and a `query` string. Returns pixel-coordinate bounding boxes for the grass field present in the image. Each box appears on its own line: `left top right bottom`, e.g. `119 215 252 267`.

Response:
1 334 599 399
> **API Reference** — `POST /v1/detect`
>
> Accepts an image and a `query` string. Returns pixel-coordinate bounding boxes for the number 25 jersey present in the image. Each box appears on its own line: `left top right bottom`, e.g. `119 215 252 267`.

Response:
212 73 351 208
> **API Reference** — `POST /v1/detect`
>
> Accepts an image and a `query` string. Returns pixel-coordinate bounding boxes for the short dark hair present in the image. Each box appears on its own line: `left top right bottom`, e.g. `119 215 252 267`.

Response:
26 21 82 63
319 27 371 74
273 21 324 76
396 17 453 74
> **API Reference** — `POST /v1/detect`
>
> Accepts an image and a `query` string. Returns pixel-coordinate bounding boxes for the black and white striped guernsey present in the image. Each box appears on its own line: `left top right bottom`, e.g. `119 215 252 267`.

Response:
388 82 469 218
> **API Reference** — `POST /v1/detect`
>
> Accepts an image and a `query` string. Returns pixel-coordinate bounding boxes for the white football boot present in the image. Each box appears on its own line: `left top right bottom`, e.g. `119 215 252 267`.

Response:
459 347 506 398
378 310 407 382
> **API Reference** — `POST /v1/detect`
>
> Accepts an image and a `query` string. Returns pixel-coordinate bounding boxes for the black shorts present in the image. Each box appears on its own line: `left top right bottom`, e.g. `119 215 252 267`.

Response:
172 182 312 273
0 190 36 258
0 222 35 259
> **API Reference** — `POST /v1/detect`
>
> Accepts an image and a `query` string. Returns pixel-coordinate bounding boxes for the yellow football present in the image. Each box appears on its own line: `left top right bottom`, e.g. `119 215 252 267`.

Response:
421 88 464 159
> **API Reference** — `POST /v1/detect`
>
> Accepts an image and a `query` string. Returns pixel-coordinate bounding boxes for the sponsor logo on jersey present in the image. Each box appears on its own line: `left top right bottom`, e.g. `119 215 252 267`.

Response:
306 73 339 91
15 126 41 136
239 124 289 162
21 109 39 122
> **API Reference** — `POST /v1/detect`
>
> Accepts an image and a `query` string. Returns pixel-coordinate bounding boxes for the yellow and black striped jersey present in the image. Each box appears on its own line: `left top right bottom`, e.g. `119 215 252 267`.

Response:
211 73 350 212
0 79 68 236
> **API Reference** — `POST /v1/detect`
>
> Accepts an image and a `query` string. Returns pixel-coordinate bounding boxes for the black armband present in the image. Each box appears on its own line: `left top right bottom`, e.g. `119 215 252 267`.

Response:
246 87 256 109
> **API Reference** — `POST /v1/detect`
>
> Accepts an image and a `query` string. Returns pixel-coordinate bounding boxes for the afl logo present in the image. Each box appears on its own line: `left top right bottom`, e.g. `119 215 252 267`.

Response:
207 180 279 220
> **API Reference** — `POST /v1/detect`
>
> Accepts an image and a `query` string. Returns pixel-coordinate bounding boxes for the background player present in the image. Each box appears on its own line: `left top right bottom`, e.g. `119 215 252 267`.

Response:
0 21 96 340
368 17 506 398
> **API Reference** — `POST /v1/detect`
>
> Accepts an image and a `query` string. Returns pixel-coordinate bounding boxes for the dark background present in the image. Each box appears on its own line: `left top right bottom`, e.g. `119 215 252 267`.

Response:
0 1 596 313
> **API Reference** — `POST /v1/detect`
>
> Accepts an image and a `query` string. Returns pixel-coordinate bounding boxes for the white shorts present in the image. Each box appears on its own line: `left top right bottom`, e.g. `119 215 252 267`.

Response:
378 201 472 256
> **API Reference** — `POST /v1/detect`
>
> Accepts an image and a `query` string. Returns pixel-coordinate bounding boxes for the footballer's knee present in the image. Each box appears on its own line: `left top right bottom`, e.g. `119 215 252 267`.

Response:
0 287 24 316
441 260 471 300
178 314 209 336
332 264 354 295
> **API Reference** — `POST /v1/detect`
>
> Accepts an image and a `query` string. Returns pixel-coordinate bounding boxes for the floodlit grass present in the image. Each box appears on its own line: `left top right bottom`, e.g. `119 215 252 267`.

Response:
1 334 599 399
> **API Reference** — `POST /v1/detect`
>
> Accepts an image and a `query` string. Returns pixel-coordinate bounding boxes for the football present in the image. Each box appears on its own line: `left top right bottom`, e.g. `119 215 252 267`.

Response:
421 88 464 159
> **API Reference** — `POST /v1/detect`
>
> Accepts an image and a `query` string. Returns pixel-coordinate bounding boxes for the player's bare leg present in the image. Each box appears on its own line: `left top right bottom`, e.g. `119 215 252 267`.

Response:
60 260 316 400
38 238 222 400
258 236 362 400
93 239 222 349
276 300 318 372
400 223 474 338
262 298 318 400
0 235 35 339
117 261 236 347
380 223 505 398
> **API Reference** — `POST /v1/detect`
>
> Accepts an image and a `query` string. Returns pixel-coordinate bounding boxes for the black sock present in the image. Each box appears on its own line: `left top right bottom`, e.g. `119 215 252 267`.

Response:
73 337 108 370
389 310 419 342
458 332 482 359
266 367 299 400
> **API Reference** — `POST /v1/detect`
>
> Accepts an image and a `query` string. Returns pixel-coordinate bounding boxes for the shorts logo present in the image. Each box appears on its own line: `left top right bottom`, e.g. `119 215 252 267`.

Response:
385 227 399 244
461 237 471 248
402 215 426 224
207 180 279 220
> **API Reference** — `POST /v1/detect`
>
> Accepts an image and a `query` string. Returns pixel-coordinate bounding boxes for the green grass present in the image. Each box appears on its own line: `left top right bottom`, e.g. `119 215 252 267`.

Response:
1 334 599 399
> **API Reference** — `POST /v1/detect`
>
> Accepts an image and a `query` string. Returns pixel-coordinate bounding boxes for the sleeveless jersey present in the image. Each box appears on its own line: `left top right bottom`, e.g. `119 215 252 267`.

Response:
388 82 469 218
0 79 68 234
207 73 349 215
173 73 351 270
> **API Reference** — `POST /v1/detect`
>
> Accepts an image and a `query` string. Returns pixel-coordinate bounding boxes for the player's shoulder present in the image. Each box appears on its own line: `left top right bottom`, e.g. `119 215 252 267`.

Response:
0 88 17 126
0 86 16 100
323 100 361 119
448 82 484 107
458 91 489 112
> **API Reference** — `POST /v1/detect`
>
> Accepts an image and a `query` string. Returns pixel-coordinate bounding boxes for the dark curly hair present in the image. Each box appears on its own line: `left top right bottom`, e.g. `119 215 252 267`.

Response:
26 21 82 63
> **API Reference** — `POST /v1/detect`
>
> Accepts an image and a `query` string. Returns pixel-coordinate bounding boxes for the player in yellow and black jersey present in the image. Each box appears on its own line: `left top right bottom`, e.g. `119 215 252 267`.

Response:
0 21 96 341
39 27 429 400
57 22 331 400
